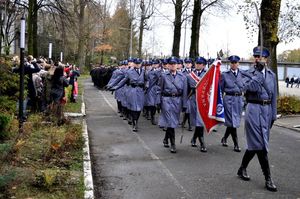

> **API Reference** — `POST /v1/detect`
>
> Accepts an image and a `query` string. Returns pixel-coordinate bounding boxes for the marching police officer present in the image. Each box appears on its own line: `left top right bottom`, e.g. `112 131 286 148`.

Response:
220 55 243 152
106 61 126 115
159 56 188 153
181 58 193 131
188 57 208 152
144 59 161 125
111 58 145 132
237 47 277 192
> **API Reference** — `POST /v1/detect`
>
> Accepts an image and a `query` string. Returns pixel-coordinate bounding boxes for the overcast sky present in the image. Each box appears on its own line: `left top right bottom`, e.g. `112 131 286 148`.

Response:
111 0 300 59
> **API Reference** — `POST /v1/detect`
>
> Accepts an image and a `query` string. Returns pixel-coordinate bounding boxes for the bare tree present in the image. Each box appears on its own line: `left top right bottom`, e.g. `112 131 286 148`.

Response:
238 0 300 89
189 0 227 58
0 1 23 55
137 0 154 58
171 0 191 57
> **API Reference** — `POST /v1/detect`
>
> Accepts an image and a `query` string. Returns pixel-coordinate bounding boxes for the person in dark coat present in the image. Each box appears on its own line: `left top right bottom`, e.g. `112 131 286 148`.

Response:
50 65 69 124
13 55 41 117
69 65 80 102
237 46 277 192
220 55 244 152
285 76 289 88
290 76 295 88
188 57 208 152
158 56 188 153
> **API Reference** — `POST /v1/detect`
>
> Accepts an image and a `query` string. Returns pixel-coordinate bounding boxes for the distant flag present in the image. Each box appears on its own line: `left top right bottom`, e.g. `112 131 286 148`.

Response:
195 60 225 134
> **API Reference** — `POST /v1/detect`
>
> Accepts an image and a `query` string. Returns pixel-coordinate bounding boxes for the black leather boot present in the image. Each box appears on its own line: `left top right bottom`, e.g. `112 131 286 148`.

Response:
232 129 241 152
191 128 197 147
237 167 250 181
221 137 228 147
221 127 231 147
132 120 137 132
265 177 277 192
237 150 256 181
198 127 207 152
163 129 169 148
151 115 156 125
187 114 192 131
257 150 277 192
128 112 132 124
169 128 176 153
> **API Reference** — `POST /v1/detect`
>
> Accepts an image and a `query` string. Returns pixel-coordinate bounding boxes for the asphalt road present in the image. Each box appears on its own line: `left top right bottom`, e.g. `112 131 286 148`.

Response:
85 80 300 199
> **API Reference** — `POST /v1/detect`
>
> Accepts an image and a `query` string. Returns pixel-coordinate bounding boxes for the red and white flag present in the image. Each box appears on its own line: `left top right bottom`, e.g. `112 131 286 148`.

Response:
195 60 225 134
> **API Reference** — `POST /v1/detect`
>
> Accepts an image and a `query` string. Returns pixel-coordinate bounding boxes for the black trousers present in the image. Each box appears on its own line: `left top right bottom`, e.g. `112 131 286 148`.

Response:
166 127 175 146
241 149 271 180
223 126 239 146
148 106 156 117
131 110 141 121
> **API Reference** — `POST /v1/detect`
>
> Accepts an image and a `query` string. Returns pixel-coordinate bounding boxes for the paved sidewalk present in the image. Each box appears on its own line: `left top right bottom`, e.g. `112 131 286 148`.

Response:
279 81 300 97
277 81 300 132
275 115 300 132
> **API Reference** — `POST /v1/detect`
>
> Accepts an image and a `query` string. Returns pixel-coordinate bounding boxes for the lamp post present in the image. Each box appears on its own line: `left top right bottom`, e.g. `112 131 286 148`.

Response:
48 42 52 63
60 51 63 62
19 16 25 132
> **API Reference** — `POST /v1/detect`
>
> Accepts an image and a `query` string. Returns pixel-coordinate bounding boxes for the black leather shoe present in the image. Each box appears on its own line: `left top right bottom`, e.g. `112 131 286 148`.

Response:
200 145 207 152
221 137 228 147
151 118 156 125
191 139 197 147
163 139 169 148
170 145 176 153
188 126 193 131
265 178 277 192
237 167 250 181
234 146 241 152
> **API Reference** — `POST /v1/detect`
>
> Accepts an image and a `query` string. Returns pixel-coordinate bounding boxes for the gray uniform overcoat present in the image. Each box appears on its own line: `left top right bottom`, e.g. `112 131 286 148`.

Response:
220 69 245 128
243 67 277 151
158 71 188 128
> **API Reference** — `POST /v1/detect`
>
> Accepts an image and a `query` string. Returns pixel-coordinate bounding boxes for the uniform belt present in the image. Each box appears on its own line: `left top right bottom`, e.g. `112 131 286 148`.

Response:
130 84 144 88
225 92 243 96
162 93 182 97
247 99 271 105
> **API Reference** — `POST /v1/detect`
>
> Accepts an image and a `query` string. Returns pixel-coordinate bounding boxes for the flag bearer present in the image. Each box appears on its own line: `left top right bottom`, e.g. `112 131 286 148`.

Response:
188 57 208 152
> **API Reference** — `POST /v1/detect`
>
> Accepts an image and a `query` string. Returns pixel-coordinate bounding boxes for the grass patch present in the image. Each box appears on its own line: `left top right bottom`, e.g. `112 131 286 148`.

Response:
278 95 300 115
64 76 88 113
0 114 84 199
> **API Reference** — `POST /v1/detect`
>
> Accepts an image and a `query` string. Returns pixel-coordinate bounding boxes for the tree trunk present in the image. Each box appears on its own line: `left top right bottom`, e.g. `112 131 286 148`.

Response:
260 0 281 91
189 0 201 58
77 0 86 67
32 0 38 57
27 0 34 55
138 15 144 58
172 0 183 57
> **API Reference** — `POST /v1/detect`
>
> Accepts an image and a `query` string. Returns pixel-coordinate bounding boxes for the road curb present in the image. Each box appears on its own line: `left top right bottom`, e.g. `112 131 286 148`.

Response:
82 89 94 199
83 119 94 199
274 123 300 133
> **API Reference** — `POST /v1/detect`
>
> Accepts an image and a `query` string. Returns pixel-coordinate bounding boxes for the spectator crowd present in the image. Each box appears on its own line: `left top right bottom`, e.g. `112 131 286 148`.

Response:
12 55 80 124
285 75 300 88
